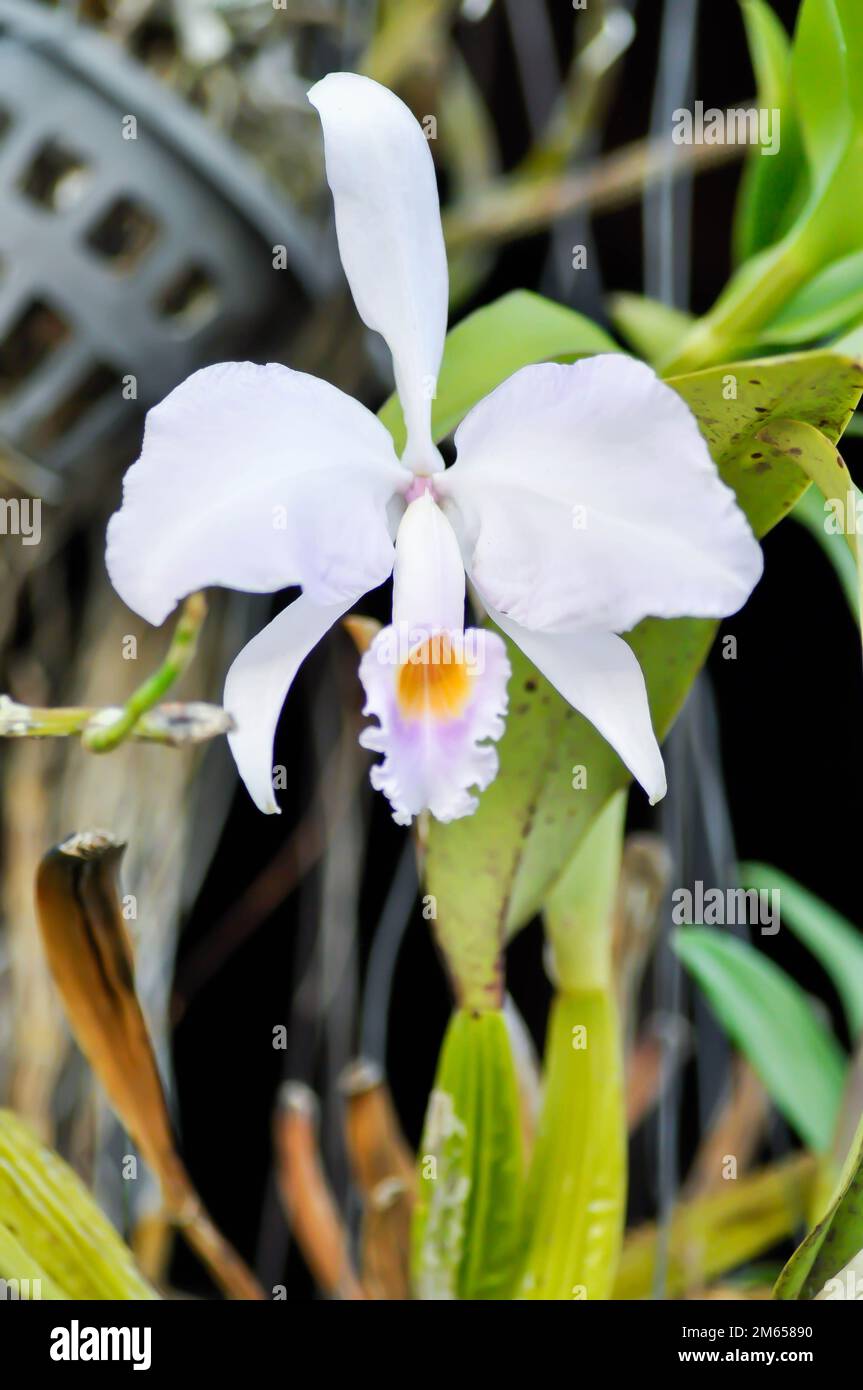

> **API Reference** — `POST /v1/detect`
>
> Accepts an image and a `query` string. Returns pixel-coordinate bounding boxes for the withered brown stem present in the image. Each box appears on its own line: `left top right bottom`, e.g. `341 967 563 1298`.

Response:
35 830 264 1301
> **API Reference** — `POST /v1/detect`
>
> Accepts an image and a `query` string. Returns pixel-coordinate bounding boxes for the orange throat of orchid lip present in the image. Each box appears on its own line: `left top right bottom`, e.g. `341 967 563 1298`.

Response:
396 634 472 721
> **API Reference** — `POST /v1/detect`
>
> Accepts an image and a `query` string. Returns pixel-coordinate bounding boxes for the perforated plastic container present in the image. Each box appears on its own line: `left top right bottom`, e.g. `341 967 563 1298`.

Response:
0 0 325 489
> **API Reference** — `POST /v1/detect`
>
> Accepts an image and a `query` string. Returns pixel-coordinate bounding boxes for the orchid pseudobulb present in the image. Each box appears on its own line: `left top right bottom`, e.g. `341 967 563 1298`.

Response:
106 72 762 824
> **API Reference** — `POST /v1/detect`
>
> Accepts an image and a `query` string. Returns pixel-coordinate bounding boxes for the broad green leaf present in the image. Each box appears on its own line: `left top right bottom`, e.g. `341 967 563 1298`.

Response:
740 862 863 1037
379 289 617 453
426 348 863 1009
517 991 625 1300
733 0 805 264
615 1154 815 1298
775 1109 863 1298
411 1011 523 1300
0 1108 158 1300
673 928 845 1153
759 249 863 345
791 486 860 617
607 293 693 366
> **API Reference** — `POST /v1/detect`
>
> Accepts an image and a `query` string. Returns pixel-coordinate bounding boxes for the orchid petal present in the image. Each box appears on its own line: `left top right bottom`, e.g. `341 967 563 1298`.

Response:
438 357 763 635
309 73 448 475
489 607 666 804
107 361 408 627
225 594 354 814
359 625 510 825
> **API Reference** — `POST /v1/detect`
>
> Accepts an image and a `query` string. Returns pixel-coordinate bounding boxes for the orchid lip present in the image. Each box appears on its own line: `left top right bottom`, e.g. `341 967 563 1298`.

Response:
358 621 511 826
395 633 473 722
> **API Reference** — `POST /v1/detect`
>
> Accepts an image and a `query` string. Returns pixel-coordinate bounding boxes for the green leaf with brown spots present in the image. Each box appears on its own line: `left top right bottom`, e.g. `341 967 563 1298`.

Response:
775 1109 863 1298
425 348 863 1011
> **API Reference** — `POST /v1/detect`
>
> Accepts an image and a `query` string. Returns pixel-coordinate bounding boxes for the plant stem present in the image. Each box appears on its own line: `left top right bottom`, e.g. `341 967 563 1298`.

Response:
545 792 626 993
0 696 231 747
82 592 208 752
662 226 811 374
443 132 744 255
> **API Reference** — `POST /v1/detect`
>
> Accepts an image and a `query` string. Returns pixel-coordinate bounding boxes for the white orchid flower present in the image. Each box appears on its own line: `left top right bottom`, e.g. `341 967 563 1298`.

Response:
106 72 763 825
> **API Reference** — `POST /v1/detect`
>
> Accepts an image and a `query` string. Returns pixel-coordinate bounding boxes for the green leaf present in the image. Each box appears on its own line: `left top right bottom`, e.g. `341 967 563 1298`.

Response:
673 928 845 1153
759 249 863 345
733 0 805 263
542 792 625 995
425 347 863 1009
833 321 863 356
792 0 863 193
843 410 863 435
379 289 617 453
607 293 693 366
666 1 863 372
0 1222 65 1300
411 1011 524 1300
775 1109 863 1298
791 486 860 617
743 0 794 115
615 1154 815 1298
0 1108 158 1300
515 804 626 1300
517 991 625 1300
754 416 863 632
740 862 863 1037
